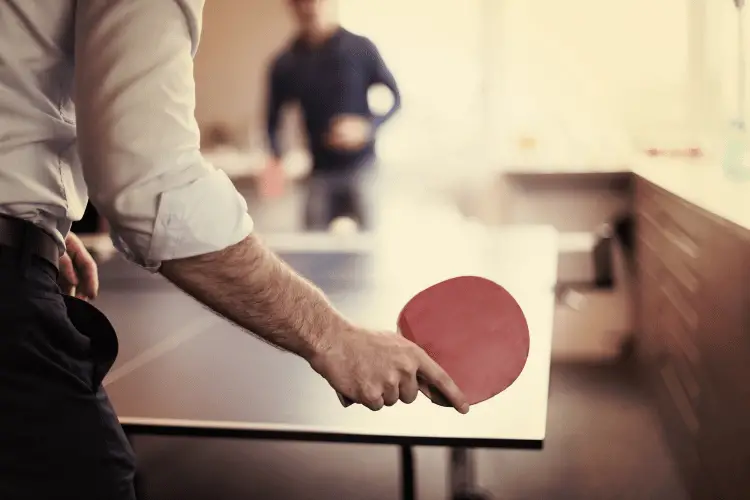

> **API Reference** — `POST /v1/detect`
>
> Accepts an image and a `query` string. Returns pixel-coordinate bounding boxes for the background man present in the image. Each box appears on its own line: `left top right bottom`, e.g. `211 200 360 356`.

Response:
264 0 401 231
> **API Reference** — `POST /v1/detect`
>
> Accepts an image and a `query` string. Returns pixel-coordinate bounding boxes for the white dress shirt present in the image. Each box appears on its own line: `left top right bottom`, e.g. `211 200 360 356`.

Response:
0 0 253 270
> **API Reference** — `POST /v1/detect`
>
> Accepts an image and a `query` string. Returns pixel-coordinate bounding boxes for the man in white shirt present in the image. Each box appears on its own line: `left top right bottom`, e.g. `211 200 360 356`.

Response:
0 2 468 498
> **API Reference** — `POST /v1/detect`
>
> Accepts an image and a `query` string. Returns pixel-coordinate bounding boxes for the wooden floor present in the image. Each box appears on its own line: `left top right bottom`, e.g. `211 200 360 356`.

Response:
130 361 686 500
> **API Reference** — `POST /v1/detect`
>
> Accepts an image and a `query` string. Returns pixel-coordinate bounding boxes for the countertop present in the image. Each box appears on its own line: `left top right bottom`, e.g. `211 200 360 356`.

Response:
500 158 750 232
154 146 750 234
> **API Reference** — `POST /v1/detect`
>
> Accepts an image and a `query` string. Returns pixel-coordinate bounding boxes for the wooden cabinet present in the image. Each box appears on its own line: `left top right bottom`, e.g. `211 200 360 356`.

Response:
634 178 750 499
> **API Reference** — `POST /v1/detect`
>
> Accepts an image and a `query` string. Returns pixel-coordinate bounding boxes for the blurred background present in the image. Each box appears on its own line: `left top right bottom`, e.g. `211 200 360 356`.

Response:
78 1 750 498
193 0 742 170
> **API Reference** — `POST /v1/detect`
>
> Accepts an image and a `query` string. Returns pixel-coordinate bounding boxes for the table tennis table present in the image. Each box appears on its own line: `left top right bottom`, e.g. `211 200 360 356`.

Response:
91 225 558 500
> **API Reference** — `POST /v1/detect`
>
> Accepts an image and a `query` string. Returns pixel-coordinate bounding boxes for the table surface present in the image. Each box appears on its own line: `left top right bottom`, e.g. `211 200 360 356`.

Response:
98 225 558 448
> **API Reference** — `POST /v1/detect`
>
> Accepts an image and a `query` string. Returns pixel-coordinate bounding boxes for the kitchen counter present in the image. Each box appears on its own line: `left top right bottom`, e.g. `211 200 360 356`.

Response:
500 158 750 232
632 175 750 499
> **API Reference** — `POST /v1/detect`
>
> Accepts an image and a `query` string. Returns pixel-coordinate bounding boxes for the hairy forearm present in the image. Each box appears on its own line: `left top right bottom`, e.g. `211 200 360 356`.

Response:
159 234 350 360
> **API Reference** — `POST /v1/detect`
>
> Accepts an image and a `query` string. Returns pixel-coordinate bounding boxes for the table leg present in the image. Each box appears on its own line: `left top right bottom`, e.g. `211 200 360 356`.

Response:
400 444 416 500
449 448 491 500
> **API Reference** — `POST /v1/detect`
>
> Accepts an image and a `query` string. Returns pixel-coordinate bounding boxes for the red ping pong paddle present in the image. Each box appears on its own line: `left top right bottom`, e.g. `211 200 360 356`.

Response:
337 276 530 408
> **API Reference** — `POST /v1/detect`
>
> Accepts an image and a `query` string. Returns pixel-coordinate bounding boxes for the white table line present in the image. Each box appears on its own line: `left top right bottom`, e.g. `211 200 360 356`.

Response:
103 316 219 387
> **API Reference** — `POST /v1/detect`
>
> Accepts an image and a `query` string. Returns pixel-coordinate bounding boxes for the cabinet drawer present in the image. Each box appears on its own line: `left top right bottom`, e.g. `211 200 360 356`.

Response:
660 301 702 405
635 234 662 280
661 218 702 263
660 247 701 300
696 226 750 388
661 276 700 340
651 359 702 486
635 213 666 281
636 179 712 263
657 292 701 408
639 179 713 242
635 210 662 250
659 193 712 244
636 183 704 316
635 179 661 217
637 266 667 360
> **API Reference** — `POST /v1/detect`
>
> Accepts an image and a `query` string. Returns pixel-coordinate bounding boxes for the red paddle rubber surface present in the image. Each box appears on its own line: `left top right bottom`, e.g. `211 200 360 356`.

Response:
397 276 530 406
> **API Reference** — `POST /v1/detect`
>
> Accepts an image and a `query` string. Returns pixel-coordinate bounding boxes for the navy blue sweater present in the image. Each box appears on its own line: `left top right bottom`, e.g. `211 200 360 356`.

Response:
266 28 401 172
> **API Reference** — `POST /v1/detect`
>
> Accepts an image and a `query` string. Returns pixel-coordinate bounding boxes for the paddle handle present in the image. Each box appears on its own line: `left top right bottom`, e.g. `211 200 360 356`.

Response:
336 391 354 407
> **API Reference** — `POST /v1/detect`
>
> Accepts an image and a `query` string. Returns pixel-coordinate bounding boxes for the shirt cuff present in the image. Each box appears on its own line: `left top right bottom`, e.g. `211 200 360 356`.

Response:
112 168 254 271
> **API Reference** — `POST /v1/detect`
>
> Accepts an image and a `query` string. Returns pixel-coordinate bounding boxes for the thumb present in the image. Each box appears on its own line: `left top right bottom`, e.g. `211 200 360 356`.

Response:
58 253 78 295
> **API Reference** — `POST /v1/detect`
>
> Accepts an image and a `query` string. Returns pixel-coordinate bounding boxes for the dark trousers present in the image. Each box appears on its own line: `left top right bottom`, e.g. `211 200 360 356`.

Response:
303 165 377 231
0 247 136 499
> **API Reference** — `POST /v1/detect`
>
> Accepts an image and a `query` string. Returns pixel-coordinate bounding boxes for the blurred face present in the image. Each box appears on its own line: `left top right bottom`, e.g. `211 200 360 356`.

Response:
288 0 329 33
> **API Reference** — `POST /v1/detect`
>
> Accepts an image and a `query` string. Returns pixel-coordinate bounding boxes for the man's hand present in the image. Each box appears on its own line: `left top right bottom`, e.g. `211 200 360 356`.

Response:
326 114 372 152
59 232 99 301
259 159 286 199
309 327 470 413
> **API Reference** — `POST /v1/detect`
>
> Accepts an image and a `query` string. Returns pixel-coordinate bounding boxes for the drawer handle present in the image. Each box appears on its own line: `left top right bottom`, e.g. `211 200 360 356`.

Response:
664 260 699 294
667 309 701 366
663 226 699 260
662 282 699 332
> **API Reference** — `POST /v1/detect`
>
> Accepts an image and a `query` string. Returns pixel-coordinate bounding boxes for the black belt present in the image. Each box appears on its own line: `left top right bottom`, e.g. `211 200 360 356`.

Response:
0 215 60 269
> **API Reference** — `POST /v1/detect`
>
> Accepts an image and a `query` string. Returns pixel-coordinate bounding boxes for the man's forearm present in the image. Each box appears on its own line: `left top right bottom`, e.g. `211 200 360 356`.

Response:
159 234 350 360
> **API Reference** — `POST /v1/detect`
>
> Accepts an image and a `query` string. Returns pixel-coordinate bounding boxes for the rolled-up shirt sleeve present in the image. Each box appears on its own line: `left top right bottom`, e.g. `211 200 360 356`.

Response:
73 0 253 271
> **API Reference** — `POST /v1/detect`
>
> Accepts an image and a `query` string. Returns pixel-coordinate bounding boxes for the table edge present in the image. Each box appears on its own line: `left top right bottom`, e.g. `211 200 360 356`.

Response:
119 417 545 449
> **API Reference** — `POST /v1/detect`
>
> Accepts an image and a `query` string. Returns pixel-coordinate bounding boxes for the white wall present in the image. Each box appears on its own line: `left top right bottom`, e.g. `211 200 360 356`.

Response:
194 0 340 150
339 0 733 171
702 0 748 130
489 0 690 163
194 0 294 140
196 0 747 167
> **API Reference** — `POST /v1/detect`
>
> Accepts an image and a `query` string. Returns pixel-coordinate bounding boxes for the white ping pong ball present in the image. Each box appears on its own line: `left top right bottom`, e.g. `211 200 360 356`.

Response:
328 216 359 234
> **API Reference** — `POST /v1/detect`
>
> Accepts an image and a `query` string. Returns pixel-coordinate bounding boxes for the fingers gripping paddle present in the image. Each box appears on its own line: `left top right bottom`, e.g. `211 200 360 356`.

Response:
337 276 530 408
